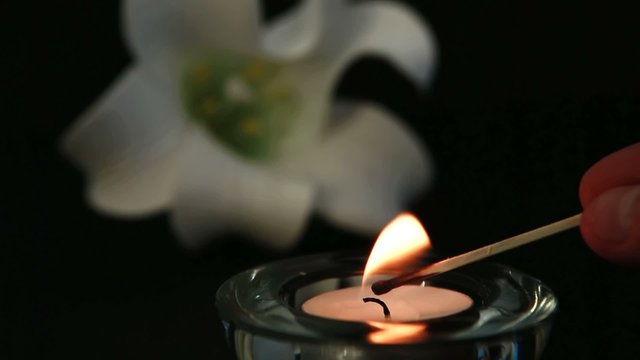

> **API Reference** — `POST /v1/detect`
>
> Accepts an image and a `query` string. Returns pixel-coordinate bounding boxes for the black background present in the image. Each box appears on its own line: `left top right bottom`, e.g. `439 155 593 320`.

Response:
3 0 640 359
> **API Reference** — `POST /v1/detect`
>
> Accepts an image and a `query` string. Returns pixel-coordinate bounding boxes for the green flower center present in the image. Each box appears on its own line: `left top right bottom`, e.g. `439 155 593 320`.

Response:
181 52 298 160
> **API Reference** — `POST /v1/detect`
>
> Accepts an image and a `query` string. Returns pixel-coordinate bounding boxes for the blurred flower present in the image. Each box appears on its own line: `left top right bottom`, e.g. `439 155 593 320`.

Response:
61 0 437 250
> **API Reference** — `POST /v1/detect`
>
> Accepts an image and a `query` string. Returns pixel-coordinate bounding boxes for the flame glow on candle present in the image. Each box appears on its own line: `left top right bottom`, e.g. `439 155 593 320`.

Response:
367 321 427 344
361 213 431 288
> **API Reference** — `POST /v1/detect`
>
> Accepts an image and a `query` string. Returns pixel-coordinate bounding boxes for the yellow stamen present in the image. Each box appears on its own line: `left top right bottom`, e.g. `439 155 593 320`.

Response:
265 83 291 101
238 117 262 135
244 60 269 83
201 96 218 116
193 64 211 83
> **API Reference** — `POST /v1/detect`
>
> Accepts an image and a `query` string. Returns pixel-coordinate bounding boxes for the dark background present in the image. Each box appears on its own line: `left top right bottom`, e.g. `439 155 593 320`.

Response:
3 0 640 358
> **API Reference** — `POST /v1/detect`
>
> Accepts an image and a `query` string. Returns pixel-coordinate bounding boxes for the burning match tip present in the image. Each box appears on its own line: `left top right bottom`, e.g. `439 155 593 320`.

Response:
371 280 392 295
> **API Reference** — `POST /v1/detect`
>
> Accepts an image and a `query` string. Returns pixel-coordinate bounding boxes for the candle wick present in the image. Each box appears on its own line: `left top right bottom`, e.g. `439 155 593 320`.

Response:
362 297 391 320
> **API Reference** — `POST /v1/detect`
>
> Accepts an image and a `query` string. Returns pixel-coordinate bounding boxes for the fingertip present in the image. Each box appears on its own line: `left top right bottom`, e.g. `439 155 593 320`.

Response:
578 170 595 208
581 185 640 267
579 143 640 206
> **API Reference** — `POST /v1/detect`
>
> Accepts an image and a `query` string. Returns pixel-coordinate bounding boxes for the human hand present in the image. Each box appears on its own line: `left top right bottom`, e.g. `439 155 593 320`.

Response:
579 143 640 266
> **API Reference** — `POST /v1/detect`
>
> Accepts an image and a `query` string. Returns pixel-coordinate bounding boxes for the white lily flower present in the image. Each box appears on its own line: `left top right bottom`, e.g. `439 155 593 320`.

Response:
61 0 437 250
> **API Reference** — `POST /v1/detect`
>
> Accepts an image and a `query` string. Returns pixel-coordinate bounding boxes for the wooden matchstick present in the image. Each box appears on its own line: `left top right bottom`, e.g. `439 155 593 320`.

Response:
372 213 582 295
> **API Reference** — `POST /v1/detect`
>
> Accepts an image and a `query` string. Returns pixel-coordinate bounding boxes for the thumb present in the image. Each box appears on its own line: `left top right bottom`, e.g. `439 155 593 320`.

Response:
581 185 640 266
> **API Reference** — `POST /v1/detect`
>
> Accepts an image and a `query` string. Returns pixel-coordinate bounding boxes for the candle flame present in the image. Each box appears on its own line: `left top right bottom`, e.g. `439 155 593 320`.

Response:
362 213 431 288
367 322 427 344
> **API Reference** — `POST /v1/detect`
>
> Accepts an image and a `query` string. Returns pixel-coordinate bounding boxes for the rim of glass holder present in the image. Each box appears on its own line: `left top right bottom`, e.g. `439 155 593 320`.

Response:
216 251 558 346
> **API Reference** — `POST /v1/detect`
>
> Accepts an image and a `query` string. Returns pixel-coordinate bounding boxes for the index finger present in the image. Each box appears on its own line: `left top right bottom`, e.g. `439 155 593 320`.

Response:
579 143 640 207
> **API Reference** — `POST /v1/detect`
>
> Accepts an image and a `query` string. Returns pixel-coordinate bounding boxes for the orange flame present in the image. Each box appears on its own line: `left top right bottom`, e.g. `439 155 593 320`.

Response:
367 322 427 344
362 213 431 287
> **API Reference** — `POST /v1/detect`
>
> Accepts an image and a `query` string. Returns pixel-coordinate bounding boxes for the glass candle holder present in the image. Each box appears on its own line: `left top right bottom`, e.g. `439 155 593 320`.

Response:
216 252 557 360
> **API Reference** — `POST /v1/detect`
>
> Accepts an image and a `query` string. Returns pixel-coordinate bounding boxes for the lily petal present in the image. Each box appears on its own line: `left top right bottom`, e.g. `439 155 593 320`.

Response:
260 1 348 154
171 127 315 250
276 1 436 156
123 0 261 61
61 63 186 216
275 60 332 156
278 101 432 234
261 0 346 60
317 0 438 87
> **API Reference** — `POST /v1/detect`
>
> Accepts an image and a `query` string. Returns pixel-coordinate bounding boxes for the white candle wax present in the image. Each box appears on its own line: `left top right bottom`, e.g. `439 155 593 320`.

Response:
302 285 473 322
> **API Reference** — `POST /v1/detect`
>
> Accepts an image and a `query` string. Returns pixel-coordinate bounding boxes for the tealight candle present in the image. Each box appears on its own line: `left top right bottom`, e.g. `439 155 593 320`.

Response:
302 284 473 322
304 213 473 322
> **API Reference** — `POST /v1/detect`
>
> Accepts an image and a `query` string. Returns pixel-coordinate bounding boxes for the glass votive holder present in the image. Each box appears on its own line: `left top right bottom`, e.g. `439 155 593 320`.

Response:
216 252 557 360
